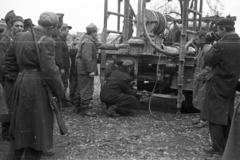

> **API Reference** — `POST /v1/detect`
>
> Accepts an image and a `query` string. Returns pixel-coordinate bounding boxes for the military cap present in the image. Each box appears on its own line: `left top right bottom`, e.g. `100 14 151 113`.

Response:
61 23 72 30
122 60 133 67
5 10 15 24
217 18 235 27
24 18 35 26
56 13 64 28
86 23 98 32
38 12 59 28
114 60 123 66
11 16 24 24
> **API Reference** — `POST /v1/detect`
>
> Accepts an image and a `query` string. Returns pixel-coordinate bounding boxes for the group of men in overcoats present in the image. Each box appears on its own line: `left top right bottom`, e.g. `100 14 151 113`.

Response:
0 10 81 159
193 18 240 158
1 7 240 160
0 9 137 159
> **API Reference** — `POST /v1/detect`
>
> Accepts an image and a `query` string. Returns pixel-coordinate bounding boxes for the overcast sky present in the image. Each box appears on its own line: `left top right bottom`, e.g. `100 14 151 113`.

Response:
1 0 239 33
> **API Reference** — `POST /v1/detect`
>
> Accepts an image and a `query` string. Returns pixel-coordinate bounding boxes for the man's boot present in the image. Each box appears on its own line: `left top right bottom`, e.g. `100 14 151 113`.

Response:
80 101 96 117
43 148 55 156
106 105 120 117
116 108 134 116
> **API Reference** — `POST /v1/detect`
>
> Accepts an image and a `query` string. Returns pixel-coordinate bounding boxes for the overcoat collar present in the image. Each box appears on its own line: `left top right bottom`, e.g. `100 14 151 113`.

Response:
221 32 240 41
84 35 98 44
33 25 51 38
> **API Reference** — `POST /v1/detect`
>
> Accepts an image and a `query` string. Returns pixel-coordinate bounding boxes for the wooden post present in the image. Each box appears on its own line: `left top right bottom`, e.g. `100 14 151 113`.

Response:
198 0 203 30
100 0 109 86
123 0 130 43
117 0 121 31
136 0 142 37
193 0 198 31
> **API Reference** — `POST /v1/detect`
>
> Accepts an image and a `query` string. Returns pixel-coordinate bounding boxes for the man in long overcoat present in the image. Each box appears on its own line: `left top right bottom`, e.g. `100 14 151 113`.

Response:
222 98 240 160
5 12 64 159
192 30 212 128
69 36 79 103
202 18 240 155
100 60 141 117
0 13 24 141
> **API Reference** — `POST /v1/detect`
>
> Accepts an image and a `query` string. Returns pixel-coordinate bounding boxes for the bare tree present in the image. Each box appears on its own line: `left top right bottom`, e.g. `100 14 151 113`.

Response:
205 0 224 16
150 0 225 17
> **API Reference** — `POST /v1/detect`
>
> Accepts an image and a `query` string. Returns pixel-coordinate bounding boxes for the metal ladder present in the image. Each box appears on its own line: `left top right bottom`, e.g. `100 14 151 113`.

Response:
177 0 203 112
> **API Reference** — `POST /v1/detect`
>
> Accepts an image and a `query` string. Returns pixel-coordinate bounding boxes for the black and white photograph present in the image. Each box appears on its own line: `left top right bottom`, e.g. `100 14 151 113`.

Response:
0 0 240 159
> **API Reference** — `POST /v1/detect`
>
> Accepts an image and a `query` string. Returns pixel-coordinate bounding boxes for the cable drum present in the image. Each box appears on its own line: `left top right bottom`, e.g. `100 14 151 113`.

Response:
144 9 167 35
153 11 167 35
144 9 159 33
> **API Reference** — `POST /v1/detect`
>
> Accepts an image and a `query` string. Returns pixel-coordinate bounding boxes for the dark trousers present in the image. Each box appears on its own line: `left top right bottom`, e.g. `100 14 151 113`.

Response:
209 117 231 152
7 141 42 160
2 80 15 139
69 67 77 100
4 80 15 113
61 70 70 103
74 74 93 108
101 93 141 109
61 69 69 89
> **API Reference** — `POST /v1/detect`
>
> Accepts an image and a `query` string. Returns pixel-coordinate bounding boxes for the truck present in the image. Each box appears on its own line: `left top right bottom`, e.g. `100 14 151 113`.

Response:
99 0 236 114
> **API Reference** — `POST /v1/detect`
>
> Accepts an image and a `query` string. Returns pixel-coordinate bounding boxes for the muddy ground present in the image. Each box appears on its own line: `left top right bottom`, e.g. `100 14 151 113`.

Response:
0 76 224 160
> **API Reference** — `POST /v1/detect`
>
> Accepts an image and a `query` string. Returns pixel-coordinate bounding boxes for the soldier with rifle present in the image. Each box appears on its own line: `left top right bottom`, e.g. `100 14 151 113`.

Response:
41 13 65 157
5 12 64 160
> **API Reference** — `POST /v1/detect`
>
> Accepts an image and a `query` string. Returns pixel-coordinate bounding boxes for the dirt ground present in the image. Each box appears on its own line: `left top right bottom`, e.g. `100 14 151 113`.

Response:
0 76 224 160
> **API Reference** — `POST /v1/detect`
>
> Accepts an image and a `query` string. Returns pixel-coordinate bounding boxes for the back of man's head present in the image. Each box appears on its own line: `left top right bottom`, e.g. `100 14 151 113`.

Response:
217 18 235 32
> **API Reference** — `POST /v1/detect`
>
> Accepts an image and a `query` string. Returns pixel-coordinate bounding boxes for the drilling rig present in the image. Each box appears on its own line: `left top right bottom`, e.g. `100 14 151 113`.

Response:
100 0 236 113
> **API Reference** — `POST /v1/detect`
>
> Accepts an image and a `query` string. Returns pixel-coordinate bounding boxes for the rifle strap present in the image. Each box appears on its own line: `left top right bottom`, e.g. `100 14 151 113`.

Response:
38 36 46 45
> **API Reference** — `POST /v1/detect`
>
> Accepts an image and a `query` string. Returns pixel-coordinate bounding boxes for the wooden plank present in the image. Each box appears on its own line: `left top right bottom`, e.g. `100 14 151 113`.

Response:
107 30 122 34
108 11 124 17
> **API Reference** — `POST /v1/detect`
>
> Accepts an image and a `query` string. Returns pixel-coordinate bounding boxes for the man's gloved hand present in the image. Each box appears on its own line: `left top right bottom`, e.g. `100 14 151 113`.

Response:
197 66 212 81
89 72 95 77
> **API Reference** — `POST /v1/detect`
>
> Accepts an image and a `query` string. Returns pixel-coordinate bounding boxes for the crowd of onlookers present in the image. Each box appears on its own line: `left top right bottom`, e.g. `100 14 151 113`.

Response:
1 9 240 160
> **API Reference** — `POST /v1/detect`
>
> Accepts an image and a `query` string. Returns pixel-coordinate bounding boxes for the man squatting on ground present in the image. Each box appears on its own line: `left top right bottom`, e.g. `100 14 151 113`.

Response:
100 60 141 117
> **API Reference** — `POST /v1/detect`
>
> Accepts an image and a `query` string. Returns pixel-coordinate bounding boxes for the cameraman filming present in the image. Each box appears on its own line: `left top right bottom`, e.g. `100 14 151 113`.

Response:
201 18 240 155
